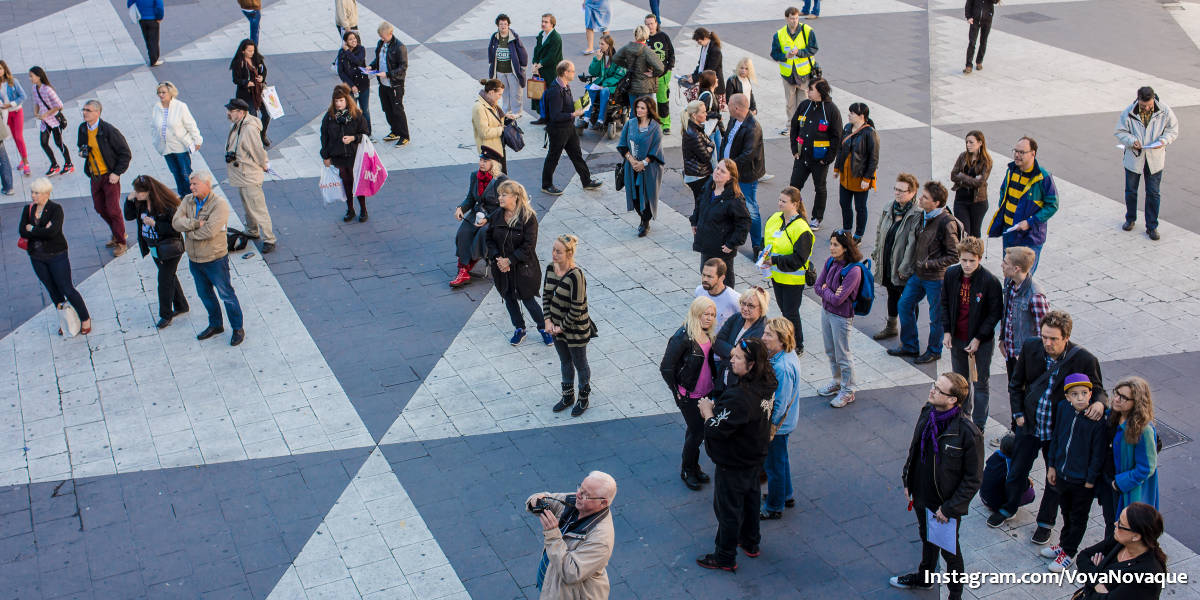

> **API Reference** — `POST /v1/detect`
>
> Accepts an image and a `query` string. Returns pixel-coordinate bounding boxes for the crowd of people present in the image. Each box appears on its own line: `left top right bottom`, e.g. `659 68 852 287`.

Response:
0 2 1185 599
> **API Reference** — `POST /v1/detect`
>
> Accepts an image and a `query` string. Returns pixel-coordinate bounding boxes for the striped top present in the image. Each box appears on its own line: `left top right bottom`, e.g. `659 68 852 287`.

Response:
542 265 597 346
998 168 1045 227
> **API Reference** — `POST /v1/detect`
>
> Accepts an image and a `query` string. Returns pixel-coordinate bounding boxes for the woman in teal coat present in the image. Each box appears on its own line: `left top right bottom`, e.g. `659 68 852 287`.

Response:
578 35 625 130
1110 376 1159 515
618 97 665 238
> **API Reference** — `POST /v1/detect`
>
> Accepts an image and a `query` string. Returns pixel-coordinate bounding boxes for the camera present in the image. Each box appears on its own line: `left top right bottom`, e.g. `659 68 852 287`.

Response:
528 498 553 514
225 151 238 165
78 146 89 159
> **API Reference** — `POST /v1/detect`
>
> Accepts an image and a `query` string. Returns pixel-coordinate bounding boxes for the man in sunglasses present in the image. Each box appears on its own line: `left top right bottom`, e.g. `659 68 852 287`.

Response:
526 471 617 599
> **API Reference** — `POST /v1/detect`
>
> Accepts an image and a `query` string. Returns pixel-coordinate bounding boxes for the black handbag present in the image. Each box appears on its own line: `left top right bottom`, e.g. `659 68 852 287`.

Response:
226 228 250 251
502 118 525 152
614 164 624 191
154 237 185 261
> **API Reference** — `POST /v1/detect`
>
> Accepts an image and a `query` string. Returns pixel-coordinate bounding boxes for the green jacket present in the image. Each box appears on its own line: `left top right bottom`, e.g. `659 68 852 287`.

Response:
532 29 563 82
588 56 626 89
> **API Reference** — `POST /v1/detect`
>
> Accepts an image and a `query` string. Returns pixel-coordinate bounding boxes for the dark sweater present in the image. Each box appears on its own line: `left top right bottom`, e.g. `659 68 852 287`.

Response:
1075 537 1166 600
703 373 777 469
336 44 369 91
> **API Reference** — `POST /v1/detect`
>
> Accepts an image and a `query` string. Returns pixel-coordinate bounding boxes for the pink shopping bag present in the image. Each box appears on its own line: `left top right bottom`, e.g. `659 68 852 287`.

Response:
352 138 387 197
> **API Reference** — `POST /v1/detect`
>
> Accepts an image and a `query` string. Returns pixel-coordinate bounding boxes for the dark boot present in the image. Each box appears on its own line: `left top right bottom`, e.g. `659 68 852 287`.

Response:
571 384 590 417
553 383 575 412
357 197 368 222
681 469 702 490
343 207 355 222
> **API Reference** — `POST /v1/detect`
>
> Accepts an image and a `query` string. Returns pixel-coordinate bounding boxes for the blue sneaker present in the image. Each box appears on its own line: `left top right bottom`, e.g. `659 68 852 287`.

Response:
539 329 554 345
510 328 526 346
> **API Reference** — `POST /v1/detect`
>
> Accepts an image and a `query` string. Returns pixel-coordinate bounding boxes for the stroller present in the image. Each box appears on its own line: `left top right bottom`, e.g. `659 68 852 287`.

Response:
575 73 629 141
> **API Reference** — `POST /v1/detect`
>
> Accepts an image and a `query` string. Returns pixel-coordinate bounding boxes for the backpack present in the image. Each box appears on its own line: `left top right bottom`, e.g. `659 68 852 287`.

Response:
825 256 875 316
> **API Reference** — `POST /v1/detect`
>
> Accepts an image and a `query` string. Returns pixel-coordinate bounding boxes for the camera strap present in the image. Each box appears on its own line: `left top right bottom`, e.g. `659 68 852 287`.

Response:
228 119 244 155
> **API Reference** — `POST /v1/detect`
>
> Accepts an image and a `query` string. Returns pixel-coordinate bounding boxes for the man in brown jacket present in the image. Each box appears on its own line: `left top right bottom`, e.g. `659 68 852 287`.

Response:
224 98 275 253
526 471 616 600
173 170 245 346
888 180 961 364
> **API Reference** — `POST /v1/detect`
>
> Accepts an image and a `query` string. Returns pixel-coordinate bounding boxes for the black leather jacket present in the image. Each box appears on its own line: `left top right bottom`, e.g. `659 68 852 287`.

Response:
682 121 714 178
902 405 984 518
371 37 408 83
660 326 718 400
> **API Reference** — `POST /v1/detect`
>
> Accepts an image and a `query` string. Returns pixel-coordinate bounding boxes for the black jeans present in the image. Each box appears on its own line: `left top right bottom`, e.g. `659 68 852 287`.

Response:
966 19 992 66
39 126 71 168
31 252 90 321
153 254 189 319
839 186 870 237
1055 479 1095 557
542 124 591 188
712 465 760 565
884 281 905 319
949 339 994 431
553 339 590 387
790 160 830 220
1094 476 1117 542
953 200 987 239
676 395 706 473
138 19 160 64
1002 433 1059 528
379 82 410 140
916 504 964 597
773 282 805 350
503 294 545 330
700 252 734 288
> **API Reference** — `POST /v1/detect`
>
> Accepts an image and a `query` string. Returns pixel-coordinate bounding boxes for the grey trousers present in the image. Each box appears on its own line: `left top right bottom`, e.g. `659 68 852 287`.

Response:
821 310 855 390
238 185 276 244
497 72 523 117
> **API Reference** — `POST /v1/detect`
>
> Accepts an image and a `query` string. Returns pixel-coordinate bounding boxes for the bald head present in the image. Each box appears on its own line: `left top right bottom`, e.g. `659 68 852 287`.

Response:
728 93 749 120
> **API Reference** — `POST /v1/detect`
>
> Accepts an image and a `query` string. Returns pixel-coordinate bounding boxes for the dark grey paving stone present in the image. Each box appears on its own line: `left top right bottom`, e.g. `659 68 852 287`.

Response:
35 65 141 105
105 0 289 65
0 0 81 32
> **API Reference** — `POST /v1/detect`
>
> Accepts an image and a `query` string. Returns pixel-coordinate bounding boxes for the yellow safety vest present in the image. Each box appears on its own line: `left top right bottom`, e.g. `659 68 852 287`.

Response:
764 212 813 285
776 25 813 78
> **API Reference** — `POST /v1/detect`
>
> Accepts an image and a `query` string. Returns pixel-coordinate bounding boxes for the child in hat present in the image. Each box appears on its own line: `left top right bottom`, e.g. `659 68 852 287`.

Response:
1043 373 1109 573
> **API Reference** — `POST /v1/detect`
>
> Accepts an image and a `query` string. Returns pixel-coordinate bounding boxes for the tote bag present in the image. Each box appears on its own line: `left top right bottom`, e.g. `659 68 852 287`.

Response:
58 303 81 337
261 86 285 120
319 165 344 205
352 138 387 197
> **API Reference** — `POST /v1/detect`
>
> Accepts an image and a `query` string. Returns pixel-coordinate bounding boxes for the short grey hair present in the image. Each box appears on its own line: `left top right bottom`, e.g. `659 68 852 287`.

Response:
29 177 53 195
83 99 102 113
378 21 394 35
585 471 617 503
188 170 216 186
633 25 649 42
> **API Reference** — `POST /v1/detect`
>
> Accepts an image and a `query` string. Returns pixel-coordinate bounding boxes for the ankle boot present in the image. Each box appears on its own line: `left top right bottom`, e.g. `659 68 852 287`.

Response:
571 384 590 416
343 207 355 222
449 264 471 288
553 383 575 412
681 468 702 490
873 317 898 340
357 198 368 222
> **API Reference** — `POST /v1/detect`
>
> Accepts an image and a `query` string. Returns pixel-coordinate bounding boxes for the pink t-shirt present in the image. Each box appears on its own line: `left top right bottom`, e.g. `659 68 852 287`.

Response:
679 340 714 399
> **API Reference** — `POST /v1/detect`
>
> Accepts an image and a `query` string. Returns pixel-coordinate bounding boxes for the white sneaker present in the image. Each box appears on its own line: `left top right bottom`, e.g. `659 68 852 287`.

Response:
817 382 840 397
1048 553 1073 573
830 390 855 408
1040 545 1063 559
810 218 822 231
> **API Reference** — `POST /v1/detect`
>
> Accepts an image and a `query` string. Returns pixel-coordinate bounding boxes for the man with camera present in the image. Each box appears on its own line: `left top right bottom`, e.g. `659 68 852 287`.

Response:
76 99 132 256
525 471 616 599
224 98 276 254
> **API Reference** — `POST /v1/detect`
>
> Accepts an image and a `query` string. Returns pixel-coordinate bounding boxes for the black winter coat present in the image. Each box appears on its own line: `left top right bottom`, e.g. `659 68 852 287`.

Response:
17 201 69 257
902 405 984 518
690 186 750 256
231 58 267 109
965 0 998 22
123 198 182 258
458 173 507 217
336 45 369 92
1075 537 1166 600
712 314 766 389
835 123 879 181
720 114 765 182
486 210 541 300
1009 339 1106 434
319 110 370 162
789 99 843 166
660 326 718 400
681 121 714 178
75 120 131 178
939 264 1003 343
704 373 777 469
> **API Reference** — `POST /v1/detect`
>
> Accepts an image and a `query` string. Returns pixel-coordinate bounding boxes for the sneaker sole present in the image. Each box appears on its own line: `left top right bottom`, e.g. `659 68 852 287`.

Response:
817 388 840 397
696 561 737 572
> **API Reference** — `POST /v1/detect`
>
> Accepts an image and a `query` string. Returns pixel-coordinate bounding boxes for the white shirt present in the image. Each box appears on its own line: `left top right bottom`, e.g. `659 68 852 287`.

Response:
695 284 741 331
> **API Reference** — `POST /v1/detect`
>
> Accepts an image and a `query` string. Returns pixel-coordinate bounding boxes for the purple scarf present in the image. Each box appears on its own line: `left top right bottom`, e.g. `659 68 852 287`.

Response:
919 406 961 464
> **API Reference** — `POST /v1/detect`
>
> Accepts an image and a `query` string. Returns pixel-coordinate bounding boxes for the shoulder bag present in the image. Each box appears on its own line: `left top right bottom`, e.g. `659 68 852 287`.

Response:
17 204 32 250
34 86 66 129
502 117 525 152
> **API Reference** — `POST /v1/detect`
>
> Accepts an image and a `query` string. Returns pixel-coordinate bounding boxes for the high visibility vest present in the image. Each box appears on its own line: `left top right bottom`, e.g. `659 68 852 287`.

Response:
776 25 813 78
764 212 813 285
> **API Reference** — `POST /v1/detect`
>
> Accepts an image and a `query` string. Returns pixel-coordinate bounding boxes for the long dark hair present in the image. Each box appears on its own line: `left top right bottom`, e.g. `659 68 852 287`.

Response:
28 66 51 88
964 129 992 171
692 27 721 48
632 96 660 125
328 84 361 118
848 102 874 128
733 337 777 389
131 175 181 215
830 230 863 263
808 77 832 103
1124 502 1167 567
230 39 263 71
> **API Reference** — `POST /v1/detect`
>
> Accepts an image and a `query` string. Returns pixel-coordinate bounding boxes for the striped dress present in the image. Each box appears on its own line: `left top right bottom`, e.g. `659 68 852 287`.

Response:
542 265 597 347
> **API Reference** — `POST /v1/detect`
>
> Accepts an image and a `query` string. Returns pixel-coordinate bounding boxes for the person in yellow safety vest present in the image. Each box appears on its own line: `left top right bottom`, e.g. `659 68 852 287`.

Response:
770 7 819 134
761 186 815 354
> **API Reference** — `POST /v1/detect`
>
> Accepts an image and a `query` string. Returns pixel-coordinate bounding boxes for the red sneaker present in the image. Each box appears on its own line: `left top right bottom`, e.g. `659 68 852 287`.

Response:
63 164 74 174
449 266 471 288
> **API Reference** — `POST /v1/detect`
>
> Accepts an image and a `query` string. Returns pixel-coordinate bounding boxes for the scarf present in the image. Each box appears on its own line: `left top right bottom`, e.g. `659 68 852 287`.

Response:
334 108 351 125
919 406 961 464
890 200 910 219
923 206 944 223
475 169 493 198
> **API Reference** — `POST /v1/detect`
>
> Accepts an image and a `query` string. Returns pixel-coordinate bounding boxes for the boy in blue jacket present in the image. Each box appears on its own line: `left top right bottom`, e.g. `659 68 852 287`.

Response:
1043 373 1108 573
980 433 1034 512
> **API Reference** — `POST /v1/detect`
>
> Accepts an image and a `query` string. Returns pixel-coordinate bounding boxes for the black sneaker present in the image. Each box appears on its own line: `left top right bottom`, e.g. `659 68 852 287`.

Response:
914 351 941 364
887 347 919 358
889 573 934 590
986 511 1008 528
696 554 736 572
760 509 782 520
395 138 410 147
581 179 603 190
530 118 547 125
739 543 760 557
541 185 564 196
1031 526 1053 545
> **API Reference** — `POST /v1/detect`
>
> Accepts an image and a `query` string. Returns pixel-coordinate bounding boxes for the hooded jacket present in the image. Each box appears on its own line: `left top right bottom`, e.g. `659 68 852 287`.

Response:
902 404 984 518
704 370 778 469
872 198 922 286
612 42 664 95
488 30 529 86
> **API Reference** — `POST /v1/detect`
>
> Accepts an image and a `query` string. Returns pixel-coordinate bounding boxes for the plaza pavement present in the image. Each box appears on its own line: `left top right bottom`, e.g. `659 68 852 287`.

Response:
1 0 1200 598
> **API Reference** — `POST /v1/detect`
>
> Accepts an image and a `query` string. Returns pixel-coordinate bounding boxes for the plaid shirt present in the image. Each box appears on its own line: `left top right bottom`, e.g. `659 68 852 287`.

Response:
1034 353 1057 441
1002 282 1048 358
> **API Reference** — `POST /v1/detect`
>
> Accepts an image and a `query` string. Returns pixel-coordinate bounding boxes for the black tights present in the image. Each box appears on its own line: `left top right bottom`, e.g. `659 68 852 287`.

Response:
39 126 71 168
335 162 367 214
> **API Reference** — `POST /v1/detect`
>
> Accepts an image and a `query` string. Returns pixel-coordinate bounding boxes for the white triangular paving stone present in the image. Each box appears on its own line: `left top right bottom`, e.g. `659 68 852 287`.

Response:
430 0 678 43
1170 2 1200 51
0 0 144 71
692 0 920 24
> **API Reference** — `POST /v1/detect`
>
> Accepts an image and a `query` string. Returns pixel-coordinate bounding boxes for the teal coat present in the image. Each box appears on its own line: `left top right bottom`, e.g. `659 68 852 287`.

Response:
588 55 625 89
1113 422 1158 514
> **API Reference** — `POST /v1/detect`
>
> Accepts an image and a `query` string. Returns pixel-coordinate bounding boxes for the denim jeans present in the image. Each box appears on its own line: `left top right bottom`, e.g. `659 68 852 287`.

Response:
821 310 854 389
898 276 944 355
189 256 243 329
838 186 870 237
553 339 591 387
742 180 763 249
803 0 821 15
584 86 610 122
1124 165 1162 231
0 140 12 193
649 0 660 21
242 9 261 44
762 433 793 512
503 294 545 330
163 152 192 198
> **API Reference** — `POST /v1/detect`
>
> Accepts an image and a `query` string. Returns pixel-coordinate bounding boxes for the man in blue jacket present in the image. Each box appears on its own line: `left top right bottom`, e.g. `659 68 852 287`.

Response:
540 61 603 196
129 0 165 66
987 136 1058 275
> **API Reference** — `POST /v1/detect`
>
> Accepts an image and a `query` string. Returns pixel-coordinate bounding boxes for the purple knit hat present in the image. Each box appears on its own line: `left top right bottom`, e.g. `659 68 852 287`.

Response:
1063 373 1092 391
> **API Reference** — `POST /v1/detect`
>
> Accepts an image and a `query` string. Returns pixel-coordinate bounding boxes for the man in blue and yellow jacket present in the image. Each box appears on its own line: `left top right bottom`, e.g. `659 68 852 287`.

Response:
987 136 1058 274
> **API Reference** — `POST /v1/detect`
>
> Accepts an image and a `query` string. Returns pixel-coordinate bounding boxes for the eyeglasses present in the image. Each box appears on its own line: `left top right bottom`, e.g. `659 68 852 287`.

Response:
1112 391 1132 402
1012 148 1032 156
892 187 909 193
576 488 606 503
930 383 953 397
1114 520 1134 532
80 108 95 113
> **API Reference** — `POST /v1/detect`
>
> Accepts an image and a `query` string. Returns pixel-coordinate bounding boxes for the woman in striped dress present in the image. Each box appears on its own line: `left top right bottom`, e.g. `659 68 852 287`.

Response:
544 234 598 417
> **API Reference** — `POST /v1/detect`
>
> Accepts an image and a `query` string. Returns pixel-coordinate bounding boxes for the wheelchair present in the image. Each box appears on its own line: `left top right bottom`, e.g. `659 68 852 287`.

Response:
574 74 628 141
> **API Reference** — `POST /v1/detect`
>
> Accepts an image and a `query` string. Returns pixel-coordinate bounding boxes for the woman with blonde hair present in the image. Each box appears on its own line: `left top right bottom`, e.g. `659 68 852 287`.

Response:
724 57 757 115
486 180 551 346
18 177 92 334
713 286 769 389
150 81 203 197
660 296 719 490
544 234 598 417
761 317 801 518
1109 376 1158 516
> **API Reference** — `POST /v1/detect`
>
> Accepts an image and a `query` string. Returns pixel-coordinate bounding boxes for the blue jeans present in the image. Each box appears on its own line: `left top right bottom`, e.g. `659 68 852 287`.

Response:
762 433 793 512
1124 165 1162 231
189 256 243 329
356 87 371 129
163 152 192 198
742 180 763 249
803 0 821 15
585 86 610 122
0 140 11 193
649 0 660 21
898 276 944 355
242 9 260 44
